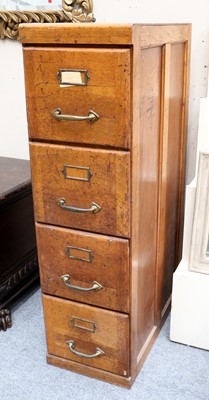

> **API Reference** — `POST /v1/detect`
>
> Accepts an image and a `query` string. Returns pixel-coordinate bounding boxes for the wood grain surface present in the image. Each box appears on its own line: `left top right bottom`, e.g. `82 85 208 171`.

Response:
23 47 131 149
43 294 129 377
30 143 130 237
36 223 129 312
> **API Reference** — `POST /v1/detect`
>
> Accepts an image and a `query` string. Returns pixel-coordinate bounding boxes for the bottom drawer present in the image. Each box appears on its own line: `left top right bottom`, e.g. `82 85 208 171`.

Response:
42 294 129 377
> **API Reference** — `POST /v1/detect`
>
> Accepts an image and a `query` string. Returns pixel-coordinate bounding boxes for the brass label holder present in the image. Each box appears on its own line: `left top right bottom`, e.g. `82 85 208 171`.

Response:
62 164 93 182
65 245 94 263
57 69 90 87
71 317 96 333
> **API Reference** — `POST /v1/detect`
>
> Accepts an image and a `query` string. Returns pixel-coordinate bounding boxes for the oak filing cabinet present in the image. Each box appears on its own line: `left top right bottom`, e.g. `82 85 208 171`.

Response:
19 23 191 387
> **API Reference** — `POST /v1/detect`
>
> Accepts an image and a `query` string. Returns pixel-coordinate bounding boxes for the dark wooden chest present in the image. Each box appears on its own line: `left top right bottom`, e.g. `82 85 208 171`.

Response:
0 157 38 331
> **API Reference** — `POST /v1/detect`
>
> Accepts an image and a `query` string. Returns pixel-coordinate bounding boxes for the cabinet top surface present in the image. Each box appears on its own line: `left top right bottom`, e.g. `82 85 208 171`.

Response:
19 23 191 47
0 157 31 201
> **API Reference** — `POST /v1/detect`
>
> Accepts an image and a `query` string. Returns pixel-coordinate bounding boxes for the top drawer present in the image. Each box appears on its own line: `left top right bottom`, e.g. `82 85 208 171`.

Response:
23 47 131 149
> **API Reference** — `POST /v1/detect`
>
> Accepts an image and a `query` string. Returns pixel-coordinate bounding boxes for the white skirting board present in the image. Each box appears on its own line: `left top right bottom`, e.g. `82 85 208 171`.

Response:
170 260 209 351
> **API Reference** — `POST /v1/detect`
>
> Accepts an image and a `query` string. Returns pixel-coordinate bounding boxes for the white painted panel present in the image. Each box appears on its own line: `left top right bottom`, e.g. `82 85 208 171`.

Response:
170 260 209 350
181 181 196 263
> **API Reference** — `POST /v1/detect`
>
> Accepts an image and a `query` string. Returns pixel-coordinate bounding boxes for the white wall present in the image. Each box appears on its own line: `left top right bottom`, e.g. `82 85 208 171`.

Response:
0 39 29 160
195 92 209 173
0 0 209 182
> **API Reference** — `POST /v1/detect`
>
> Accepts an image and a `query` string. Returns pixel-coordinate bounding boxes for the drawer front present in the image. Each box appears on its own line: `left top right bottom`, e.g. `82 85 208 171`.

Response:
30 143 130 238
43 294 129 377
36 223 129 312
24 47 131 149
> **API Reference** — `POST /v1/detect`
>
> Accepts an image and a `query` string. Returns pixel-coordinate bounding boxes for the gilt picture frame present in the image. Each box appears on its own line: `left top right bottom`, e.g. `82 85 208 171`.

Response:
0 0 94 40
189 152 209 274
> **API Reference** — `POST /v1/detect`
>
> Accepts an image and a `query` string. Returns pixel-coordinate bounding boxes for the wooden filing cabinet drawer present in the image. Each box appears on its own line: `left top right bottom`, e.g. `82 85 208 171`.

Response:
23 47 131 149
42 294 129 377
30 142 130 237
36 223 129 312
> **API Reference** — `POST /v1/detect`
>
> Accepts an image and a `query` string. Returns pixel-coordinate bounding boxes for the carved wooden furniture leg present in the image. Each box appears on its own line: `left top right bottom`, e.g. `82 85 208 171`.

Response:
0 309 12 331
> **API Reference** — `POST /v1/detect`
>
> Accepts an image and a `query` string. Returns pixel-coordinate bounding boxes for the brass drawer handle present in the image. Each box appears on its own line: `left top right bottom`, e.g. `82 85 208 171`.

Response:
57 198 101 214
61 274 103 292
52 108 99 124
66 340 105 359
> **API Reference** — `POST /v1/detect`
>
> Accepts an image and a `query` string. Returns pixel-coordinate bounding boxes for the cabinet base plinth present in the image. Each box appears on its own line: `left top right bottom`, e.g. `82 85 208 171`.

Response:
46 354 133 388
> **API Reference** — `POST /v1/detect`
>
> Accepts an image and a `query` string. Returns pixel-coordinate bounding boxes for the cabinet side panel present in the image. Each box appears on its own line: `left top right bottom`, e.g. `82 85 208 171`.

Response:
135 47 162 357
156 43 186 320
